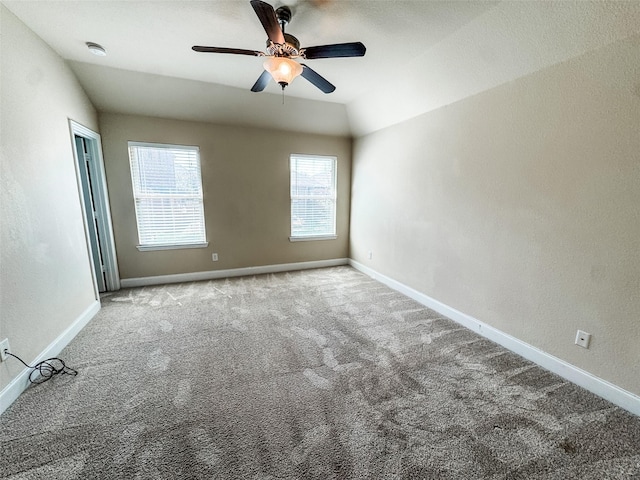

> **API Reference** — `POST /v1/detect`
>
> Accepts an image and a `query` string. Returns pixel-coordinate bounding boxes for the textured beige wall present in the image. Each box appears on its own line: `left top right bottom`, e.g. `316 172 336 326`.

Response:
350 35 640 395
0 7 99 390
99 113 351 279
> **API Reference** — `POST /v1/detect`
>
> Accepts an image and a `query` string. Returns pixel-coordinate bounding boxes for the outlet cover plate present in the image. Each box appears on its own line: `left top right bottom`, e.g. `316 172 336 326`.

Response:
575 330 591 349
0 338 9 361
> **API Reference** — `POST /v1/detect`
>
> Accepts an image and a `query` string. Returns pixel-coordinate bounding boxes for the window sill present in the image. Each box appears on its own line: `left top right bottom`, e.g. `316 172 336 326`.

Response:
136 242 209 252
289 235 337 242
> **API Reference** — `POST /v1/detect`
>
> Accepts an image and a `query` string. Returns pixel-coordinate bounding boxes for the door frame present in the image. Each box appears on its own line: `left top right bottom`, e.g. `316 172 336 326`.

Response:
74 135 106 292
69 119 120 293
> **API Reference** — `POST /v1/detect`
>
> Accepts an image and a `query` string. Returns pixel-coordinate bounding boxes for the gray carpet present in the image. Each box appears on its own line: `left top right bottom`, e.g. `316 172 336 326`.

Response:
1 266 639 479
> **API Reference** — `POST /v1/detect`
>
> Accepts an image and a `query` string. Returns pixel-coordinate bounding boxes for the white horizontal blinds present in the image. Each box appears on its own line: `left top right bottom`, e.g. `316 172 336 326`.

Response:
128 143 206 247
290 155 336 238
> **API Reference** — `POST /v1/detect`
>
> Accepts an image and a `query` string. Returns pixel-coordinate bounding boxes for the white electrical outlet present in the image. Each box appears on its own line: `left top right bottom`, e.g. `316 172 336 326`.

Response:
0 338 10 361
575 330 591 349
212 253 218 262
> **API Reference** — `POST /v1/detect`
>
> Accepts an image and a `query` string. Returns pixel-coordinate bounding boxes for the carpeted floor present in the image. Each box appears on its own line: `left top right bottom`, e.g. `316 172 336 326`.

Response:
1 266 639 479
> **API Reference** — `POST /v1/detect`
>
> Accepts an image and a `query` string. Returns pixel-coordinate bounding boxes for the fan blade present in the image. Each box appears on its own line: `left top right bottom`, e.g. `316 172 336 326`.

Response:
251 70 272 92
300 64 335 93
303 42 366 59
250 0 285 45
192 46 263 56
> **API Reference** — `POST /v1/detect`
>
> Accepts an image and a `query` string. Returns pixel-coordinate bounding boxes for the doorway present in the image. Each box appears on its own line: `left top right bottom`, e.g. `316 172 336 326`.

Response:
70 120 120 294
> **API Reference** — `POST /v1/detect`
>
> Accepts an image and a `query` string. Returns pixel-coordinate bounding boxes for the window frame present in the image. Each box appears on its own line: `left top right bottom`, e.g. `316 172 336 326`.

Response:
289 153 338 242
128 141 208 251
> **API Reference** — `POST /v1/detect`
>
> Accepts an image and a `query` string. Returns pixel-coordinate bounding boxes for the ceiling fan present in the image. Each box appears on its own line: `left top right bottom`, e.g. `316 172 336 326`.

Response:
192 0 366 94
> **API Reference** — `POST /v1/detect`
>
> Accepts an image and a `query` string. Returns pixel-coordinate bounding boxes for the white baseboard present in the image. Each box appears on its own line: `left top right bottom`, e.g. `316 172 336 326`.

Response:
349 259 640 417
0 300 101 415
120 258 350 288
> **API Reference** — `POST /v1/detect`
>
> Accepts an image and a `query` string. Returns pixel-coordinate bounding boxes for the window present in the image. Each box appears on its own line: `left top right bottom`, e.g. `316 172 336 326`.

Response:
128 142 207 250
290 154 337 240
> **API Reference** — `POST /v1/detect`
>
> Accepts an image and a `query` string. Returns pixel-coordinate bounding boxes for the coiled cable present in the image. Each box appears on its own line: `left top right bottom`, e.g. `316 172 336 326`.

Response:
2 350 78 384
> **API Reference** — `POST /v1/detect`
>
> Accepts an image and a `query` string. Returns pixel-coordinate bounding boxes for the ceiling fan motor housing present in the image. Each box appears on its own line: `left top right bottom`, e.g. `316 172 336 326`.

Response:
266 33 300 57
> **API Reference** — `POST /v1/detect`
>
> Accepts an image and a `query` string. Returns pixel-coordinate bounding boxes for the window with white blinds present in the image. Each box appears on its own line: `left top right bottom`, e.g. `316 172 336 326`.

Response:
128 142 207 250
290 154 337 240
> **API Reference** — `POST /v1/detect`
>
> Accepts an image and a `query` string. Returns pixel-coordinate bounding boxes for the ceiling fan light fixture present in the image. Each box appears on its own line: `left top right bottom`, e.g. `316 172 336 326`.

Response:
193 0 366 94
263 57 302 88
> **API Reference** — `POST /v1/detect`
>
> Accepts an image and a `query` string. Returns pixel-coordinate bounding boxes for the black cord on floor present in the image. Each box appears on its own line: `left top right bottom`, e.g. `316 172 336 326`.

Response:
3 350 78 384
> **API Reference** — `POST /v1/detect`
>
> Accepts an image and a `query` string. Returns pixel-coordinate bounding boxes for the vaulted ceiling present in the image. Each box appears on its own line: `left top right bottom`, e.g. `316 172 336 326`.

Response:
4 1 639 136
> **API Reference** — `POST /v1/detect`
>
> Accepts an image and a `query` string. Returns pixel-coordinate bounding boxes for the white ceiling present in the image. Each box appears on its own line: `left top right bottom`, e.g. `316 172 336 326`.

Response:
4 0 640 136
